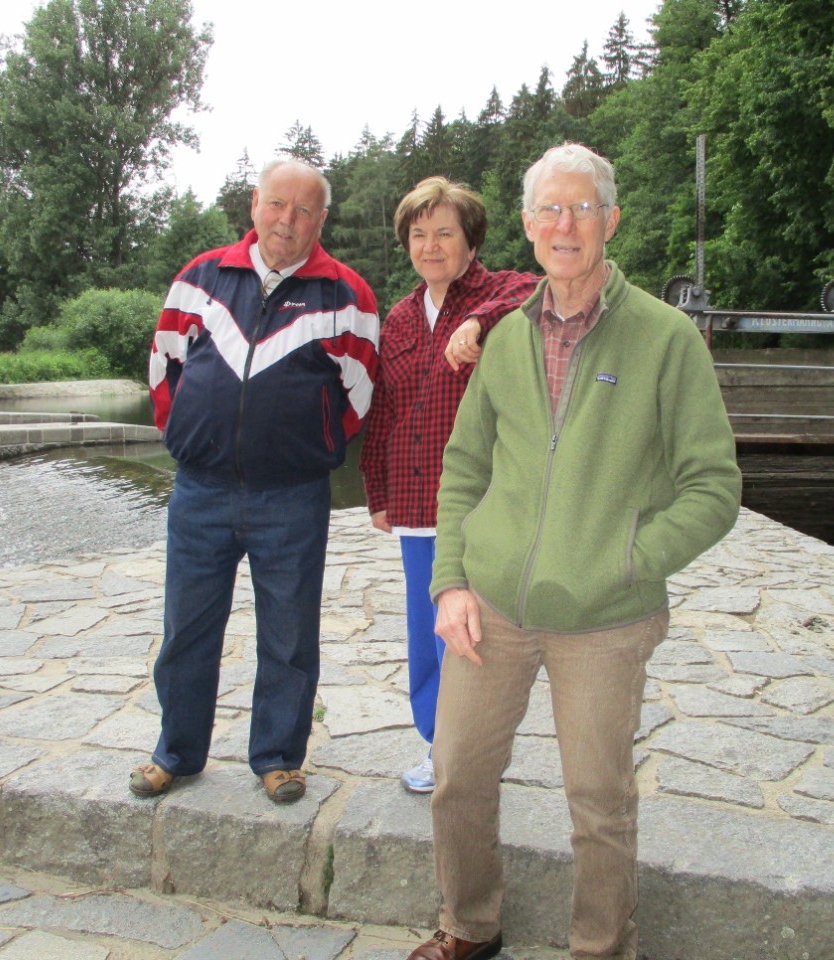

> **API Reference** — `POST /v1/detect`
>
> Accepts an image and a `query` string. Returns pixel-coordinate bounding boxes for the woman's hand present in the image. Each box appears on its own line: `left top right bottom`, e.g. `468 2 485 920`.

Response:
445 317 482 371
371 510 392 533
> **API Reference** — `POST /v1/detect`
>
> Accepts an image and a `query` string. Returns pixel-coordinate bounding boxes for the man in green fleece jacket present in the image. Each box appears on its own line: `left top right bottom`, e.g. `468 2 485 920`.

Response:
406 144 742 960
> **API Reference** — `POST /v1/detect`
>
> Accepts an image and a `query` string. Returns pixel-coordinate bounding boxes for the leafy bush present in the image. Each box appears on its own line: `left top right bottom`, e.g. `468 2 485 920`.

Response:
19 324 72 353
0 348 111 384
58 288 162 380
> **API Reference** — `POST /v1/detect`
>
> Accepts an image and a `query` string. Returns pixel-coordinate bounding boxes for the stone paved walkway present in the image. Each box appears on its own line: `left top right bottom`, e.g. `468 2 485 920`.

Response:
0 506 833 959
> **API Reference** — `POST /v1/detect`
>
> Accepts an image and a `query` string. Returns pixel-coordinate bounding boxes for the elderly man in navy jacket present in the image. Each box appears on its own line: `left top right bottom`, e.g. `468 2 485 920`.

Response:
130 159 379 804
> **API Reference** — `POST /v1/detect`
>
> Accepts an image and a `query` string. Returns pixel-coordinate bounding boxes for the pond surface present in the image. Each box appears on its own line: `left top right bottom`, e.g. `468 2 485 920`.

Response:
1 392 832 567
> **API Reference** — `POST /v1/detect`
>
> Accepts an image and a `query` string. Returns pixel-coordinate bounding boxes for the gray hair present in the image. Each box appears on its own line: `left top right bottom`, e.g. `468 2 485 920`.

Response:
259 158 332 209
522 143 617 212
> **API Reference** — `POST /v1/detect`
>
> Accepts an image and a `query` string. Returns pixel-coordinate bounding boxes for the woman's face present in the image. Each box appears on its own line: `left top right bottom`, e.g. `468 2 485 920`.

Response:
408 204 476 294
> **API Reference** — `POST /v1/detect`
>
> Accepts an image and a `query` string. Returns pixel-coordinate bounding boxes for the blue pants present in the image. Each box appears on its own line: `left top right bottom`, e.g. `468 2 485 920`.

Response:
400 535 445 745
152 468 330 777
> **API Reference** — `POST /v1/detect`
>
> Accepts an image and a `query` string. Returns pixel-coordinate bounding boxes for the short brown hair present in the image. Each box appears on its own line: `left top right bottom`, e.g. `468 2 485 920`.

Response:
394 176 487 253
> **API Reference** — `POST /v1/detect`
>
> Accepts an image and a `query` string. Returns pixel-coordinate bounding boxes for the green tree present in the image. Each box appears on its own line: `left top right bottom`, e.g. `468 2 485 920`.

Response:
57 287 163 379
562 41 605 118
279 120 325 167
216 149 257 238
599 0 725 294
145 190 236 293
0 0 212 344
602 13 638 90
685 0 834 311
327 130 399 309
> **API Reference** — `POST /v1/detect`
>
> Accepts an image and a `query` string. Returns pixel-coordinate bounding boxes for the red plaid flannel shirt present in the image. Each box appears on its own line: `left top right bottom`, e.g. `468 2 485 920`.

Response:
359 260 539 528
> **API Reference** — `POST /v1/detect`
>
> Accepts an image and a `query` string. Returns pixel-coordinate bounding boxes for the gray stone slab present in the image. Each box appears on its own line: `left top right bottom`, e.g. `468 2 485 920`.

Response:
0 693 122 739
37 632 154 659
207 716 249 761
636 701 674 741
99 571 157 595
726 651 818 678
701 629 772 652
504 735 563 788
176 920 286 959
66 656 149 677
330 780 578 947
760 676 834 713
0 749 155 887
0 674 65 693
657 756 764 808
0 930 108 960
777 793 834 826
637 796 834 960
515 682 556 736
0 692 30 710
0 632 38 656
319 660 367 685
83 617 161 638
0 891 206 948
646 662 726 683
670 684 774 717
0 881 29 903
679 587 760 614
81 709 161 751
649 719 813 780
0 604 24 630
766 588 834 615
273 923 357 959
0 658 43 676
71 674 141 694
30 606 109 635
793 766 834 802
13 582 96 603
321 640 405 666
312 727 428 779
0 742 44 778
153 764 340 909
317 685 411 736
707 675 769 698
723 715 834 745
650 639 715 666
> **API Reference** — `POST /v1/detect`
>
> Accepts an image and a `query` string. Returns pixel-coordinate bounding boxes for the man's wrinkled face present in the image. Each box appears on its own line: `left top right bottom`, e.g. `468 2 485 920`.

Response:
522 170 619 289
251 167 328 271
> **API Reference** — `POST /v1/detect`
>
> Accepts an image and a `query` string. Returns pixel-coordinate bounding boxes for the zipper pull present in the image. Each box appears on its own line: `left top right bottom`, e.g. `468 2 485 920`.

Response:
550 433 557 451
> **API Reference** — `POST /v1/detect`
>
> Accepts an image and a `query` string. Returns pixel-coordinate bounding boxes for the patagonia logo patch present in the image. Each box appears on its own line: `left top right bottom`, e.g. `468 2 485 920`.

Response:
596 373 618 385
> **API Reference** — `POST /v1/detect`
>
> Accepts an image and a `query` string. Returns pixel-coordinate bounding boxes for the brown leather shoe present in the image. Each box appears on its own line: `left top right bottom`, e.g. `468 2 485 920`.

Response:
407 929 502 960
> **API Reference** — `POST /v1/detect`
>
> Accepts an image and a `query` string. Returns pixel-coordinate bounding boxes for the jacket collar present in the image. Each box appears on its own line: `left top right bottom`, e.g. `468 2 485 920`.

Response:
218 229 341 280
521 260 626 324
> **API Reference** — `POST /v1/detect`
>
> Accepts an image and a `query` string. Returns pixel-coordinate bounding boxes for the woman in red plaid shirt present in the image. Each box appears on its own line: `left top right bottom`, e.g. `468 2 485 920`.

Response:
359 177 539 793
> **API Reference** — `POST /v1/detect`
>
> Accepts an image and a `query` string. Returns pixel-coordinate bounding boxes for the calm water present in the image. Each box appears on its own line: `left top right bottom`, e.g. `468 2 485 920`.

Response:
1 393 832 566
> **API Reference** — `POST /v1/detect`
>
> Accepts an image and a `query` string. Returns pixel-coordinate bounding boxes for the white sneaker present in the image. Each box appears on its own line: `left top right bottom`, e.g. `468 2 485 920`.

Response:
401 756 435 793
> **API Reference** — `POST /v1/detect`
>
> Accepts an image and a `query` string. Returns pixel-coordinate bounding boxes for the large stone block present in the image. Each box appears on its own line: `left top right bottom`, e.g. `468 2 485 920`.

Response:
0 748 155 887
151 764 339 910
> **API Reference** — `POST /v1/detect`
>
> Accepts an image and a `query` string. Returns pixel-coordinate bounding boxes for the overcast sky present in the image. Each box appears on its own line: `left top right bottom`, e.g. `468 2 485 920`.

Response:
1 0 660 205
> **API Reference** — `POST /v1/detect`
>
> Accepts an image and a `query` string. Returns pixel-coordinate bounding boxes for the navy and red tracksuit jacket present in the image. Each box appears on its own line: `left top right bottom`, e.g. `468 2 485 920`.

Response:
149 230 379 490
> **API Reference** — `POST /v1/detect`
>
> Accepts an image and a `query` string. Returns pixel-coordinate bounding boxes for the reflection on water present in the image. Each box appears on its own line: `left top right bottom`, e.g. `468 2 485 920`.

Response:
737 453 834 546
0 392 157 426
0 438 367 568
2 388 833 568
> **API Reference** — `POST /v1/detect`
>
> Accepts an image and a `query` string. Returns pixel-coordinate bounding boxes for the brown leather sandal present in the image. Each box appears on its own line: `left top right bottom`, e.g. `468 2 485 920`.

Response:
262 769 306 803
129 762 174 798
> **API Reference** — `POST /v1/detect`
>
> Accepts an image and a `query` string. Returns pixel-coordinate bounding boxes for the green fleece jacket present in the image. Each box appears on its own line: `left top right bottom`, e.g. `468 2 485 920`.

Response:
430 262 742 633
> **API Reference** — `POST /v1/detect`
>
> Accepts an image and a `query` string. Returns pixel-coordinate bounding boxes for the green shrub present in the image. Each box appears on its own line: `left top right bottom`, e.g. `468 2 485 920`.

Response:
0 348 111 384
58 288 162 381
19 325 72 353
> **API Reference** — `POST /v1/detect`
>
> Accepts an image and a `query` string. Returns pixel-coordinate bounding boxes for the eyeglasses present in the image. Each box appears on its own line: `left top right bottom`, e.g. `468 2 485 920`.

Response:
532 201 607 222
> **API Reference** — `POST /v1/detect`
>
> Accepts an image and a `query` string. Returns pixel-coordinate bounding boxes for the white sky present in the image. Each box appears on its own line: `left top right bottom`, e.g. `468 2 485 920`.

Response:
1 0 660 205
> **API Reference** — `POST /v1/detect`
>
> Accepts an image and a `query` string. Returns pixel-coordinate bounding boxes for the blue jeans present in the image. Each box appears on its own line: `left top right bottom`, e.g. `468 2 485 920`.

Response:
151 467 330 778
400 535 445 745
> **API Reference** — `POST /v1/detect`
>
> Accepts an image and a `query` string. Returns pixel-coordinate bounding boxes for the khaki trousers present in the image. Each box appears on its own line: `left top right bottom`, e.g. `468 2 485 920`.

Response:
431 600 669 959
